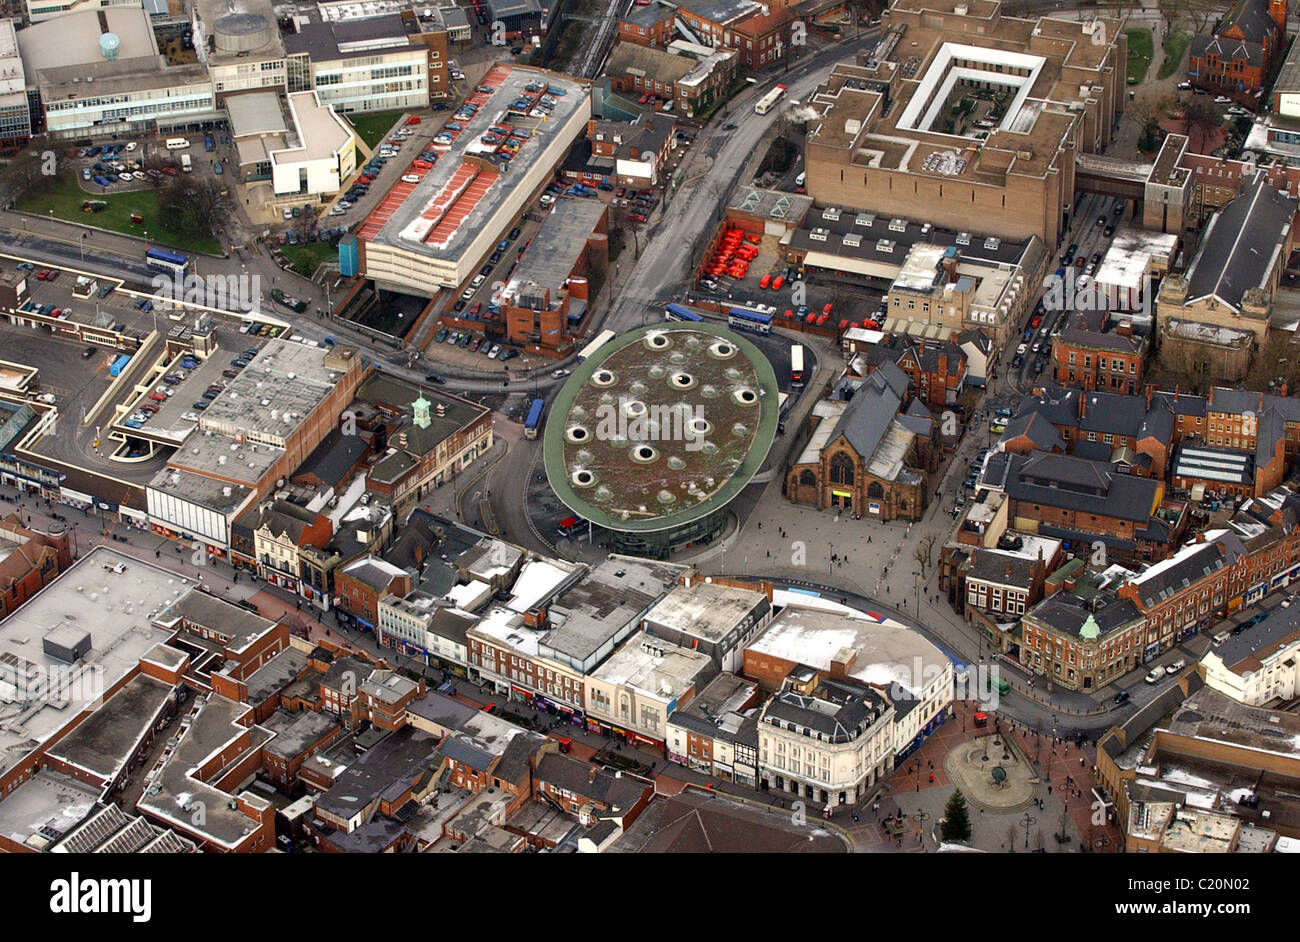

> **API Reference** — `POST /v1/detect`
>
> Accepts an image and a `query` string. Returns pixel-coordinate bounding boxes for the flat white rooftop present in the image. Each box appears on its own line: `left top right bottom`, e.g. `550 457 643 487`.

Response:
752 597 950 697
0 548 196 779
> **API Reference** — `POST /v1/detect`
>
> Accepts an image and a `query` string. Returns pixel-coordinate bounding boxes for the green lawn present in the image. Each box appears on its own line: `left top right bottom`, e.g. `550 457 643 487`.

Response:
1127 28 1154 85
280 240 337 278
1157 30 1192 80
345 111 407 151
17 177 222 254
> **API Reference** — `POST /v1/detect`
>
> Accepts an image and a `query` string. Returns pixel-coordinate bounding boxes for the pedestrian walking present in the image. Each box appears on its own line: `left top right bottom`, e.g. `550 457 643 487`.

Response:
1080 757 1085 768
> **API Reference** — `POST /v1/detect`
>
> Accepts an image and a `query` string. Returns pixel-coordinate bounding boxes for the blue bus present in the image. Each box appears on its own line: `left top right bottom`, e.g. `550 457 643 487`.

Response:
664 303 703 322
108 354 131 377
728 307 773 336
145 248 191 279
524 397 545 440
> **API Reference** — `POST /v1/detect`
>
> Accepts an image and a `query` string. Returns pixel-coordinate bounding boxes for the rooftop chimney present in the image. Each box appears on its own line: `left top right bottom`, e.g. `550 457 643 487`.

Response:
589 766 597 783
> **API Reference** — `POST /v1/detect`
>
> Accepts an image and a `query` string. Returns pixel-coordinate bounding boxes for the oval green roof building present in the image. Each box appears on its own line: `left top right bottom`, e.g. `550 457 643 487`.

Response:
543 322 779 559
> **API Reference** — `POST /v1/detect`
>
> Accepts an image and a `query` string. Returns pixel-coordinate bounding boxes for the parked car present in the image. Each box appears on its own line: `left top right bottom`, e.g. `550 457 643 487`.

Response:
1165 658 1187 675
425 373 446 384
1144 668 1163 684
1113 690 1131 705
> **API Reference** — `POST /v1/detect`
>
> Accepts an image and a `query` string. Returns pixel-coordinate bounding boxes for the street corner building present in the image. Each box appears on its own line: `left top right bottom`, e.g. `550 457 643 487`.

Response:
784 359 939 521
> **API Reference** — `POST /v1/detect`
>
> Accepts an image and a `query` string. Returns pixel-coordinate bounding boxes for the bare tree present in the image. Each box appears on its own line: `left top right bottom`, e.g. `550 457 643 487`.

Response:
1006 824 1018 853
157 176 232 241
609 200 642 260
1183 97 1220 152
292 204 319 242
0 146 59 207
913 533 938 577
1034 829 1045 853
1160 0 1219 33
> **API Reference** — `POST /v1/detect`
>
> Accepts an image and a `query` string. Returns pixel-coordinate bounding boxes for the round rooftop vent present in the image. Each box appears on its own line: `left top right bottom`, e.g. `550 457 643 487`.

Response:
214 13 272 54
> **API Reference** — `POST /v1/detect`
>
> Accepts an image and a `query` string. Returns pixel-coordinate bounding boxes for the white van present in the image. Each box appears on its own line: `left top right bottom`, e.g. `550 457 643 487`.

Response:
794 171 806 187
165 137 190 150
180 153 192 173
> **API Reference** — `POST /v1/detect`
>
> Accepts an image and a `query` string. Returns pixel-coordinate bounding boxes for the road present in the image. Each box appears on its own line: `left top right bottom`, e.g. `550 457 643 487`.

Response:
602 35 884 333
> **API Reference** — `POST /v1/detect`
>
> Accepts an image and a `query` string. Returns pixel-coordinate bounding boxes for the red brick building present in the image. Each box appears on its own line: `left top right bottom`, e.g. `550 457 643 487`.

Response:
0 514 72 617
1188 0 1288 101
731 8 795 69
532 753 654 827
618 3 675 48
335 556 411 630
1050 309 1148 394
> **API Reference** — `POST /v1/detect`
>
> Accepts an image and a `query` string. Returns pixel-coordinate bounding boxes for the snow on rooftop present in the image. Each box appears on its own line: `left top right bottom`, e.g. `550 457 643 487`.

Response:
506 559 575 613
1132 530 1229 585
326 475 368 528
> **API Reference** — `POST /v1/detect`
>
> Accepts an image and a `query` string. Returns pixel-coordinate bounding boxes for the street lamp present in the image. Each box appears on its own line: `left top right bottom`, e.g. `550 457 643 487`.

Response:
1020 812 1036 849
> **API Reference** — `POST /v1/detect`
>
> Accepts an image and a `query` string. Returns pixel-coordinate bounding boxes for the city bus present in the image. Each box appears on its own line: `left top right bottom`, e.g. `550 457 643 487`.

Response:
728 306 773 336
754 84 787 115
145 248 191 279
524 397 545 440
664 303 704 322
576 329 615 363
790 343 805 387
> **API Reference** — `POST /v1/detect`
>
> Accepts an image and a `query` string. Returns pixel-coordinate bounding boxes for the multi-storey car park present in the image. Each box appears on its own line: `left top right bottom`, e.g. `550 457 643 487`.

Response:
349 63 591 299
543 323 778 559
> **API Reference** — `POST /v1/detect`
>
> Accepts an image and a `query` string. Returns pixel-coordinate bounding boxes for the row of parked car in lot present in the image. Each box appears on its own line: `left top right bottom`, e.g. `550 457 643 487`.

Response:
122 349 258 429
433 327 518 362
330 116 428 216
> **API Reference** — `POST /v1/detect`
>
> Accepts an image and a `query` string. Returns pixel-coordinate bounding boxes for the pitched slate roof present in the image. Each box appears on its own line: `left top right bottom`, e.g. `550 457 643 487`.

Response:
292 428 369 487
1003 410 1066 452
1056 308 1146 354
534 753 650 811
1184 173 1297 312
1127 530 1248 608
1026 592 1143 640
1017 385 1171 446
764 678 888 744
1191 34 1265 68
1219 0 1282 43
606 43 697 85
1006 451 1162 523
829 359 908 459
1212 602 1300 674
